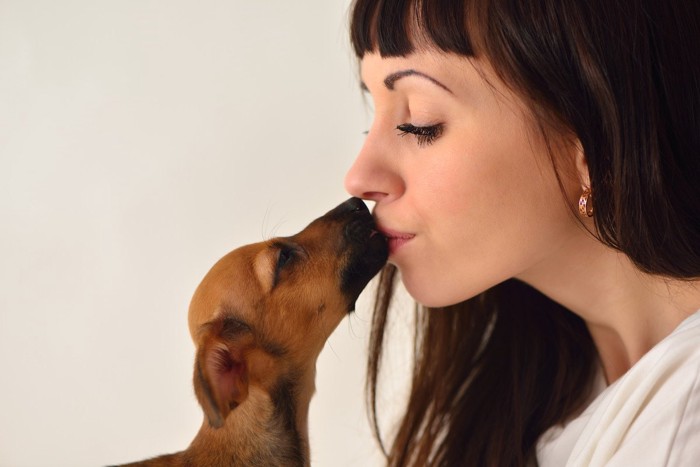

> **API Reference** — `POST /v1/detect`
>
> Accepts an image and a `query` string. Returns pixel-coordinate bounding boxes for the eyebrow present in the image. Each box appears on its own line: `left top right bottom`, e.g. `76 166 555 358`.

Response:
361 69 453 94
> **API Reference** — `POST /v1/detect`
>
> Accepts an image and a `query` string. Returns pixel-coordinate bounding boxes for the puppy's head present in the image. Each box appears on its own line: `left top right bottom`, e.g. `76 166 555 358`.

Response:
188 198 388 428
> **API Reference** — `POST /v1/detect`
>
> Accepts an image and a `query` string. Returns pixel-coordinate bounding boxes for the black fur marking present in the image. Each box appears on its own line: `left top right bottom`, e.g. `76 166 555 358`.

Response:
269 373 306 467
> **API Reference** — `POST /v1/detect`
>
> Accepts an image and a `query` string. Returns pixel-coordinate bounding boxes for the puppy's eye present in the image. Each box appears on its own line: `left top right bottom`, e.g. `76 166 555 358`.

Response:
273 246 296 288
277 247 295 270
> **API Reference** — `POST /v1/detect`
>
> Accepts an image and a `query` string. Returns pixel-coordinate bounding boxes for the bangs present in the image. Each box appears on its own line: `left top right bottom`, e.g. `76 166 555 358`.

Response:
350 0 477 58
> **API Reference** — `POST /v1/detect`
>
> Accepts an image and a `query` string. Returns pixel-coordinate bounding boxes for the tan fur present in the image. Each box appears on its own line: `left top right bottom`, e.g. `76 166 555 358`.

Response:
111 198 387 467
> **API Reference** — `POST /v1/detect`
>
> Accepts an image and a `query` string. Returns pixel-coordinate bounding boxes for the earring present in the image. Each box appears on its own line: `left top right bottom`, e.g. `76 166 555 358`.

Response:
578 187 594 217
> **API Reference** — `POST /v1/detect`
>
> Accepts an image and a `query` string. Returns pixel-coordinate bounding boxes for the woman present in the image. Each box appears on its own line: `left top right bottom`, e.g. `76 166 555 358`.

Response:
343 0 700 465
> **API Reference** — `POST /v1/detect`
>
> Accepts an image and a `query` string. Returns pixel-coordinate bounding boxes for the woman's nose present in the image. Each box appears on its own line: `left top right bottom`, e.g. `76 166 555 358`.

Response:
344 133 403 203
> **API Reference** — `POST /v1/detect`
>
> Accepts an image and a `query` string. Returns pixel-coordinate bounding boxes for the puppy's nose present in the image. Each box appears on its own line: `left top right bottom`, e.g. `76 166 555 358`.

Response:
336 197 369 215
323 197 370 219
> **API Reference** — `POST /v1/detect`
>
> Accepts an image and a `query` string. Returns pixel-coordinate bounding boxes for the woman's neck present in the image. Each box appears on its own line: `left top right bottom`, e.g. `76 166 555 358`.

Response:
518 226 700 383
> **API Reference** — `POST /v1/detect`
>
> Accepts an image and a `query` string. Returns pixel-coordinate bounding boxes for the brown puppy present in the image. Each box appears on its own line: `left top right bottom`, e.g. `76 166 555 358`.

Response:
112 197 388 467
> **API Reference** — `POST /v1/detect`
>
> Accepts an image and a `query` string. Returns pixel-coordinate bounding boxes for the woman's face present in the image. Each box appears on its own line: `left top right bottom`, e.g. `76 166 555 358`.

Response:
345 51 583 307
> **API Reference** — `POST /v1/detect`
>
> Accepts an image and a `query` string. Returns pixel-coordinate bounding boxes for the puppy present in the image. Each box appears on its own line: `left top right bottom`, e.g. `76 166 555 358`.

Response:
112 197 388 467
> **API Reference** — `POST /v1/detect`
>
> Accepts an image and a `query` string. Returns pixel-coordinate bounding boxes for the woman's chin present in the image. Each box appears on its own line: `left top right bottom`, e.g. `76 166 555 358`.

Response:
399 268 491 309
401 276 468 309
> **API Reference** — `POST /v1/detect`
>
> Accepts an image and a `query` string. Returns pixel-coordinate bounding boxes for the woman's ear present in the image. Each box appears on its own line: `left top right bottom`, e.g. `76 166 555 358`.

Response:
573 139 590 188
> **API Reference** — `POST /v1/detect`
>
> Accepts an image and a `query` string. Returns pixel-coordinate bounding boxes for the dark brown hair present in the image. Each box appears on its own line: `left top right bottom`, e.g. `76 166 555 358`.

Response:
350 0 700 465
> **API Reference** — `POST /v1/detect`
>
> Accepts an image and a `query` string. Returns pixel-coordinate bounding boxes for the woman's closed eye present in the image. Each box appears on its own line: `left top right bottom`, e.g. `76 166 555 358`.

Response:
396 122 444 147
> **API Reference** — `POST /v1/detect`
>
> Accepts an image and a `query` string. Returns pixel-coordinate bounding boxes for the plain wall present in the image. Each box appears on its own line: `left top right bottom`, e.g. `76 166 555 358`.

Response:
0 1 413 465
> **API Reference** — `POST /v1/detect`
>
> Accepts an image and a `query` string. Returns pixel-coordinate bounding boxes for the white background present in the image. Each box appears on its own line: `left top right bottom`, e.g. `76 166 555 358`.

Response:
0 1 412 466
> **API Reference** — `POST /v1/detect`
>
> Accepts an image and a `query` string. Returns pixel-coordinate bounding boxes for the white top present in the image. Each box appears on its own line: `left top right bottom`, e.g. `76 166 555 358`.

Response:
537 309 700 466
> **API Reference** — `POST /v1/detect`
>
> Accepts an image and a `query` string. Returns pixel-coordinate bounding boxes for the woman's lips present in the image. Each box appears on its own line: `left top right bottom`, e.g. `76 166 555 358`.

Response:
378 226 415 254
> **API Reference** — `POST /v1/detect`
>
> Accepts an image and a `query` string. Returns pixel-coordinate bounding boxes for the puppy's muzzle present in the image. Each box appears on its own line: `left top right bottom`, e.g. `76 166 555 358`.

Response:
321 197 388 310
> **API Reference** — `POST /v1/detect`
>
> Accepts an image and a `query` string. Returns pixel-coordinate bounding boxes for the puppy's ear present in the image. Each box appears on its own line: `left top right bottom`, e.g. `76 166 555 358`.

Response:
193 318 254 428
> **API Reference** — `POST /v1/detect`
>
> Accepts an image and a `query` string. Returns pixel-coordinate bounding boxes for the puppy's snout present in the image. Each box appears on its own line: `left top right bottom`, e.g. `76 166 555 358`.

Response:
328 198 388 310
326 197 380 246
344 216 374 243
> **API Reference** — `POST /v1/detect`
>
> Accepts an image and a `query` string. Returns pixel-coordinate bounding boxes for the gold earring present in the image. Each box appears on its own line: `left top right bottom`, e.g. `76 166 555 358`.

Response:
578 187 594 217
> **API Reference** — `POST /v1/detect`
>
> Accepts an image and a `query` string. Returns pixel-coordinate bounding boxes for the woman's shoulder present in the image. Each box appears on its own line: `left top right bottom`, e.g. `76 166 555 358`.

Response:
539 308 700 466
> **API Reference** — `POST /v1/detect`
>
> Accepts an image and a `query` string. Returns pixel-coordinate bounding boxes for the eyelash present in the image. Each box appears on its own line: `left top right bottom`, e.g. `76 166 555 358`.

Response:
396 123 444 147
